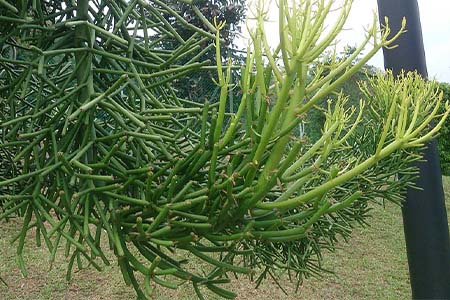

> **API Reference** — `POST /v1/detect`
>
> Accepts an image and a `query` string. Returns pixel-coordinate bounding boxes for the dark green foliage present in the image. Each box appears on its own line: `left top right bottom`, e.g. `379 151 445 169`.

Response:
0 44 23 202
438 82 450 175
161 0 246 103
163 0 246 44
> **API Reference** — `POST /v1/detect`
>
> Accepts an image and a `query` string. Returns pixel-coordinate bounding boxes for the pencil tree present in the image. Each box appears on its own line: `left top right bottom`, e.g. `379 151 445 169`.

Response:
0 0 448 299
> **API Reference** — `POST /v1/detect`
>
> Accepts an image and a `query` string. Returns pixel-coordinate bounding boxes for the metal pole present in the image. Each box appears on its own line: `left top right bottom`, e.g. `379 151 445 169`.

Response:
376 1 450 299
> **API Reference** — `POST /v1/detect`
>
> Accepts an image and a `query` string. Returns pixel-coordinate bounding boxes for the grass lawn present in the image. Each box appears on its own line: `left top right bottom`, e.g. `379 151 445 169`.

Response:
1 177 449 300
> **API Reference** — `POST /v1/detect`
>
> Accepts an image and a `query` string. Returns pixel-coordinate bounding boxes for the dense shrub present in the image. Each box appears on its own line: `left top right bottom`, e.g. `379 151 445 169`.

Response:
438 82 450 175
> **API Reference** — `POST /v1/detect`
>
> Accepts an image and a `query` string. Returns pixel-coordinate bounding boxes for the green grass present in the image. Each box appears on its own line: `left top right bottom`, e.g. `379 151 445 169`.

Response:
1 177 449 300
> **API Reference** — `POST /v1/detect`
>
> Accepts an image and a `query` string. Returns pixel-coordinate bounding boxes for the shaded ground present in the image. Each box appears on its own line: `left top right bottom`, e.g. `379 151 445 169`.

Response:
1 176 449 300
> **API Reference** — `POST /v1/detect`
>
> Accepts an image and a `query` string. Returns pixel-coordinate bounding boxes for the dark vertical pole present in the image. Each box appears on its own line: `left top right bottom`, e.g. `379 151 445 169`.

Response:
376 1 450 299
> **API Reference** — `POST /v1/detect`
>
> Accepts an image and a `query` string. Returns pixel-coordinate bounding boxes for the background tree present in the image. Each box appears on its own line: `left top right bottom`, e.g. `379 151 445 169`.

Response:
304 46 378 142
160 0 247 103
438 82 450 175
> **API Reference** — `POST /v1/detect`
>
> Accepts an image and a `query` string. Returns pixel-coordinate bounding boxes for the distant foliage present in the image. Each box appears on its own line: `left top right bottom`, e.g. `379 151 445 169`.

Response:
162 0 247 103
438 82 450 175
304 47 378 143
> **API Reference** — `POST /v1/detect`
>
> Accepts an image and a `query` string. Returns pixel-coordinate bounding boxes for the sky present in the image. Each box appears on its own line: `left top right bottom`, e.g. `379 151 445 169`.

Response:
240 0 450 83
